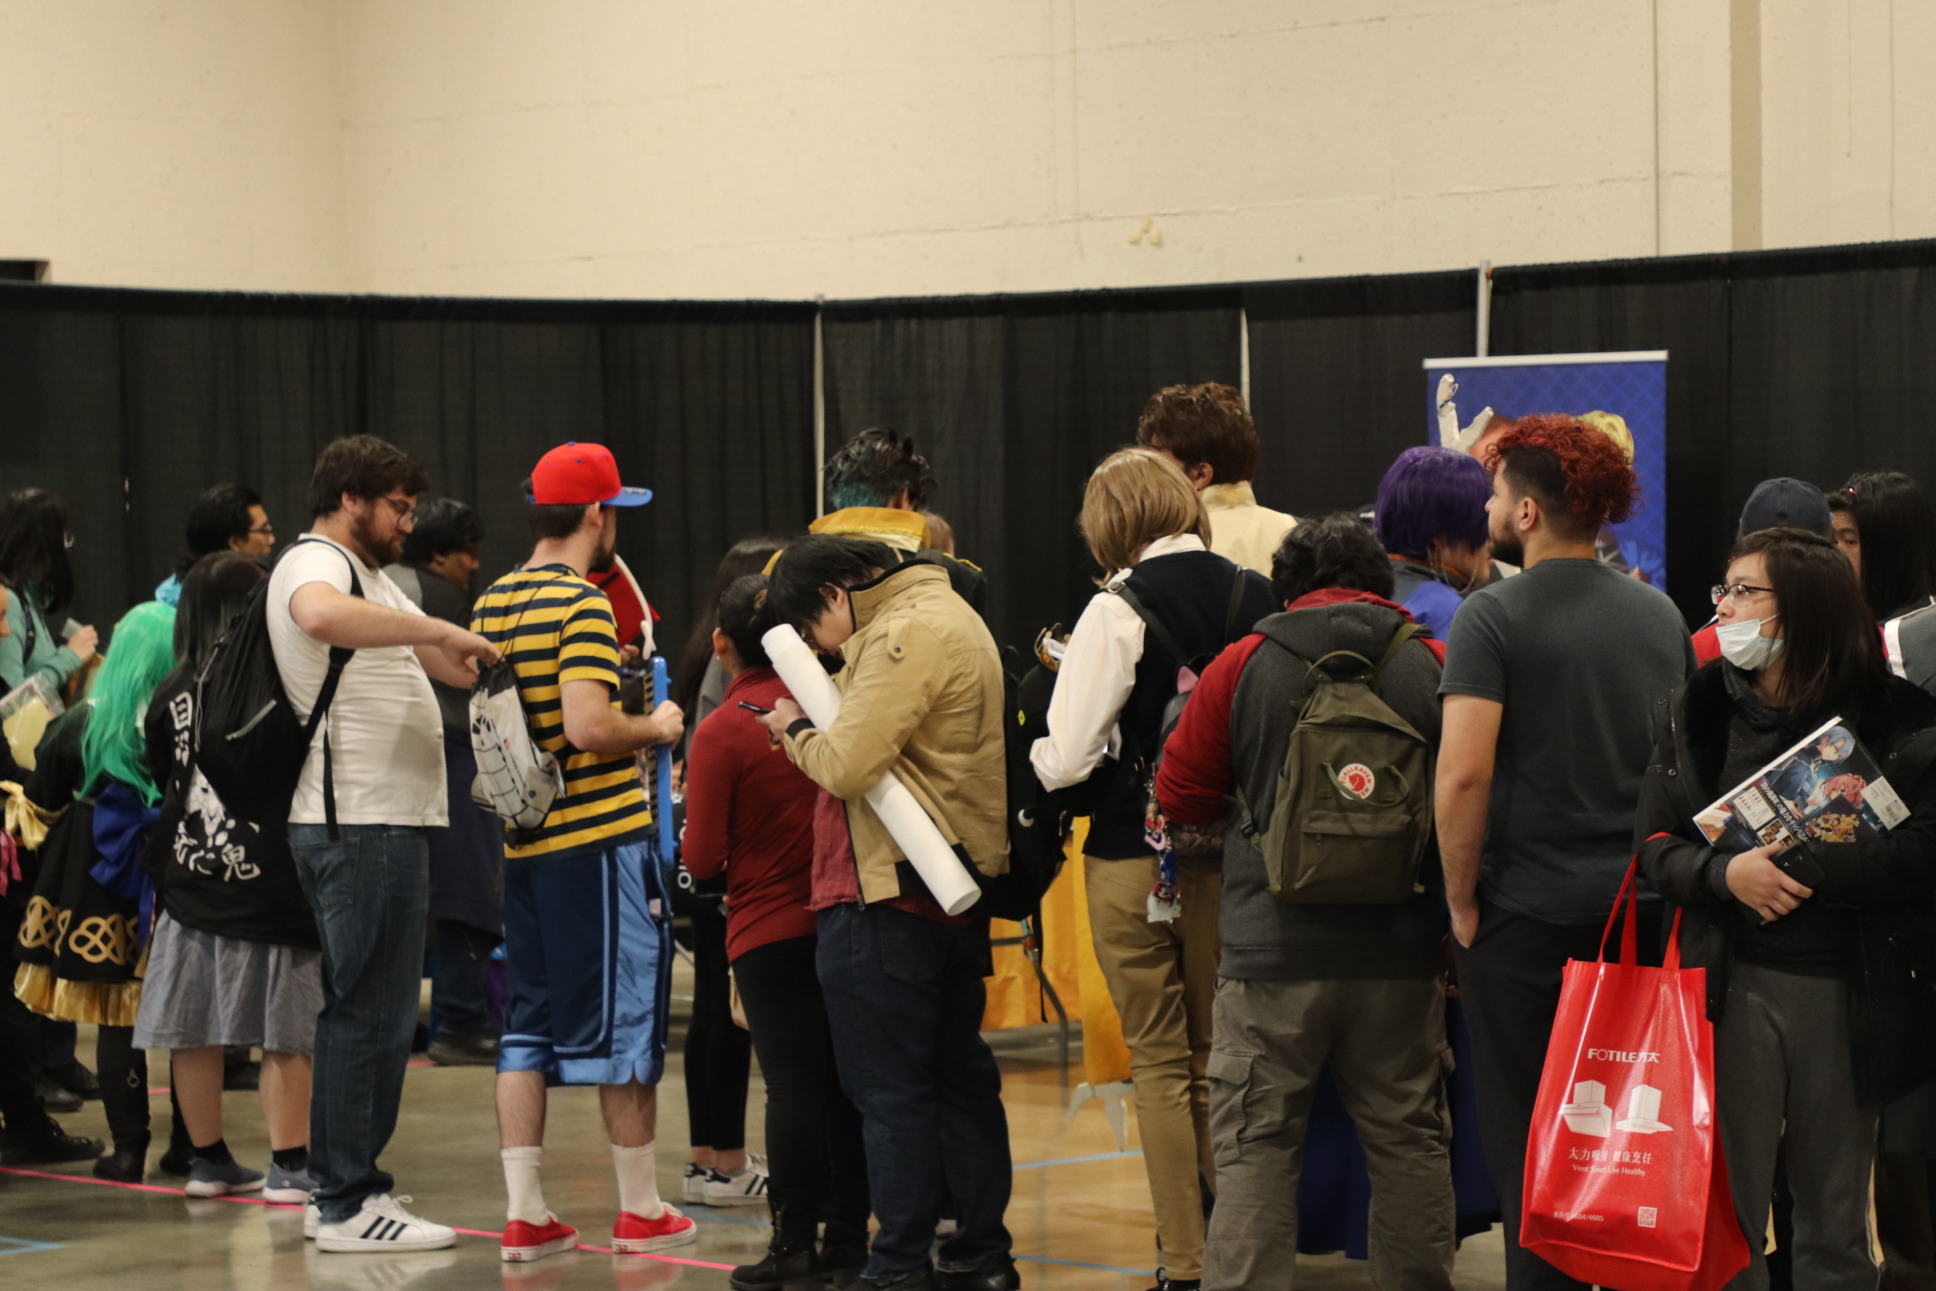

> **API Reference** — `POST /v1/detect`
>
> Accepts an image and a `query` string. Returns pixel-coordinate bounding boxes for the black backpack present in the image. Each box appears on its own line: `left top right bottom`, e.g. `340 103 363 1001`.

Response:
1116 569 1249 857
194 540 362 833
975 646 1074 922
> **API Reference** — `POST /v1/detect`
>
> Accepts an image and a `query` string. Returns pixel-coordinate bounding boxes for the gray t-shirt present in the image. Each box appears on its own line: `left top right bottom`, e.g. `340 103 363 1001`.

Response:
1440 558 1695 923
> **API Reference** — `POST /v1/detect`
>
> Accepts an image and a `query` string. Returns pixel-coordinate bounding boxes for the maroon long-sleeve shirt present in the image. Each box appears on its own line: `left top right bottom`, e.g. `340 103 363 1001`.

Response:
682 666 819 962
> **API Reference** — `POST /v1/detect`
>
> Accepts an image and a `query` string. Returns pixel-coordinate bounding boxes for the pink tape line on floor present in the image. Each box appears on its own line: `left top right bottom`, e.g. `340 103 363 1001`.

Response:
0 1166 737 1270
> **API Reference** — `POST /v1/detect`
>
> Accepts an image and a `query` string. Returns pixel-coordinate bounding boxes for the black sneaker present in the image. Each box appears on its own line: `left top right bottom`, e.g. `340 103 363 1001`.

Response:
860 1269 934 1291
1146 1275 1199 1291
729 1238 818 1290
820 1238 869 1289
33 1079 81 1114
935 1255 1020 1290
2 1115 104 1165
221 1061 260 1092
43 1060 100 1101
427 1029 500 1067
92 1146 145 1183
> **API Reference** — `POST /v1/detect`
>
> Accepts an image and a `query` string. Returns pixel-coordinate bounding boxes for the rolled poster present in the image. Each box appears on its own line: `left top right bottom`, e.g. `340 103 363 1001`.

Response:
761 626 981 915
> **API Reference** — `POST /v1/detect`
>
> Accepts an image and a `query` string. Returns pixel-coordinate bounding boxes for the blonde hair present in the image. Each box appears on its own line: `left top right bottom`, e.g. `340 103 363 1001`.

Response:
1578 410 1635 463
1079 448 1212 575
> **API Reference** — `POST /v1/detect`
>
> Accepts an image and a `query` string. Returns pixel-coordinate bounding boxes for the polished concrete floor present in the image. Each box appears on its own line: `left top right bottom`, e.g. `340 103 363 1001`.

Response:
0 957 1508 1289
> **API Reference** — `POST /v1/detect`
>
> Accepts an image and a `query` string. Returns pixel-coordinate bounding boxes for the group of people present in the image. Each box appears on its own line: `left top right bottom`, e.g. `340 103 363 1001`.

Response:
2 381 1935 1291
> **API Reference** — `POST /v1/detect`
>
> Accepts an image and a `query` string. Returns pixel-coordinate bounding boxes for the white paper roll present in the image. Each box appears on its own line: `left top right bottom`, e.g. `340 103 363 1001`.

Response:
762 625 982 915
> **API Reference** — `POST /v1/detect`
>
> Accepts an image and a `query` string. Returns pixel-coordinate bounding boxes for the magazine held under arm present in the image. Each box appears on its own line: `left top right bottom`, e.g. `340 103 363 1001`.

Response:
1694 716 1911 851
0 675 64 773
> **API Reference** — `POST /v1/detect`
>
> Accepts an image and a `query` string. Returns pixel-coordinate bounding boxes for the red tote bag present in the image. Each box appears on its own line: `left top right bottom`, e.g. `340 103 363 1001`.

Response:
1520 862 1751 1291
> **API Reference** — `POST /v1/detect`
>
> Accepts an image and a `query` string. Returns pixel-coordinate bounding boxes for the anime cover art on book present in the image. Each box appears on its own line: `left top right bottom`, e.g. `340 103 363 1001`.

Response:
1695 717 1910 850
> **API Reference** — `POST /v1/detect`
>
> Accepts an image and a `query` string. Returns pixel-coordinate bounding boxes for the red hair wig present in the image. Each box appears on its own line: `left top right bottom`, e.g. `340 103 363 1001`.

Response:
1483 413 1638 534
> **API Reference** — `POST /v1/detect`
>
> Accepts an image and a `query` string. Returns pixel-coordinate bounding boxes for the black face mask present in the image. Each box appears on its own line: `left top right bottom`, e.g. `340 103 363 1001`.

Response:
817 651 844 677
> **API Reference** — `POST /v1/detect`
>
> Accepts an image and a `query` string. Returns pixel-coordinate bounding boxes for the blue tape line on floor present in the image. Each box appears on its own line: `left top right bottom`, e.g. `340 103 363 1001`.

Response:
0 1237 64 1256
1010 1149 1143 1170
1013 1253 1147 1274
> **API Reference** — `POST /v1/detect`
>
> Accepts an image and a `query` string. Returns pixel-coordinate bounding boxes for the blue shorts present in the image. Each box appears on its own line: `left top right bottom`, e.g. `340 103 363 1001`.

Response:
498 840 672 1086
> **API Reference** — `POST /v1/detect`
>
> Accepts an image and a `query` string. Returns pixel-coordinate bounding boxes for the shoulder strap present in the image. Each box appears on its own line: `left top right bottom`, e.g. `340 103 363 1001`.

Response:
293 539 363 839
1113 583 1189 671
1370 622 1427 681
1221 567 1248 642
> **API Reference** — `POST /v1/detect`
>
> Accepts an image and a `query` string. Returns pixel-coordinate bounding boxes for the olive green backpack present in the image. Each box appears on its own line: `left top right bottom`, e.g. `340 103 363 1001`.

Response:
1245 623 1434 905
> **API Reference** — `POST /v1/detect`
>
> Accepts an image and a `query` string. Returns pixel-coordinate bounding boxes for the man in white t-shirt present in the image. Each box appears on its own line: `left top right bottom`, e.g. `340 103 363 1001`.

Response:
267 435 500 1253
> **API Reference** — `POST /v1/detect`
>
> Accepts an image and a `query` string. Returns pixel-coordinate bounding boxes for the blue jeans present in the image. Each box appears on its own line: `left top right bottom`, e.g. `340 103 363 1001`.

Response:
290 824 430 1221
816 903 1013 1278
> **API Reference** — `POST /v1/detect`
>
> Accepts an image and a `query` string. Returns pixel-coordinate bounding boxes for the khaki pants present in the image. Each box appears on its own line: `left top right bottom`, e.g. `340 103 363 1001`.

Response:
1201 976 1455 1291
1084 854 1221 1282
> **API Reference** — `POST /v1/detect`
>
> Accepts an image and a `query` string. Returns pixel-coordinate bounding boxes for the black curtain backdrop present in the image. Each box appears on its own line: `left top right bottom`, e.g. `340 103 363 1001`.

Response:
1492 240 1936 626
0 285 817 653
824 289 1243 652
10 238 1936 653
1244 271 1476 521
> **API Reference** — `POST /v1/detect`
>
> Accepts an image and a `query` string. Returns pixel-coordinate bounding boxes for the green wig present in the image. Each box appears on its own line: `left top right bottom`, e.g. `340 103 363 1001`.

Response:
81 601 178 805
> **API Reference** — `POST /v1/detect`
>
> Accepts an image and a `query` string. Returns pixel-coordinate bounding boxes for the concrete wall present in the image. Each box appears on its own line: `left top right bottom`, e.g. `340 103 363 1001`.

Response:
0 0 346 291
3 1 1930 298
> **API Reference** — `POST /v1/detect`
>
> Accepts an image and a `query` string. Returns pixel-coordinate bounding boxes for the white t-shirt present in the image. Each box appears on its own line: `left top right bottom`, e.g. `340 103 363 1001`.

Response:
267 534 448 828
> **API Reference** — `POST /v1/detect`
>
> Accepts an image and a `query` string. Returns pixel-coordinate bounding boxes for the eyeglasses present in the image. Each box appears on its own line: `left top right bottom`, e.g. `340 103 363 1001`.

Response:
377 497 416 526
248 524 275 537
1710 582 1775 605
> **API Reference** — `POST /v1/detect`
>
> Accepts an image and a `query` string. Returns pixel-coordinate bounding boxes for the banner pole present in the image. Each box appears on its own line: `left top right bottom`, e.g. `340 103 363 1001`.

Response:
1476 261 1493 358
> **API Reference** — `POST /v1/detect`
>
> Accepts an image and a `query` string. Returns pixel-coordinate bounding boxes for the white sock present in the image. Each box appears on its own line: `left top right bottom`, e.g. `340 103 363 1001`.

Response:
501 1146 548 1226
612 1142 663 1219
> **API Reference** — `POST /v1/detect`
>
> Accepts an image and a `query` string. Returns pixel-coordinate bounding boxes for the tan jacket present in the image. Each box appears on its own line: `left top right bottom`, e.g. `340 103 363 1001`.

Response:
783 563 1009 904
1203 482 1298 576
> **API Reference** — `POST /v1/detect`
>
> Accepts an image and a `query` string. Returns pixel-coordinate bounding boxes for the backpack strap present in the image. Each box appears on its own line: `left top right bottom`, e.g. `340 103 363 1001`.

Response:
292 539 364 840
1221 566 1248 641
1369 622 1427 681
1113 583 1189 671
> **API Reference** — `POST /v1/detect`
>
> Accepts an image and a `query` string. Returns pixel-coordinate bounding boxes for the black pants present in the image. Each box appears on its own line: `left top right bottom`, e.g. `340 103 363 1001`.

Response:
432 920 498 1035
0 904 49 1129
1452 901 1660 1291
735 934 870 1246
96 1025 148 1153
683 900 749 1152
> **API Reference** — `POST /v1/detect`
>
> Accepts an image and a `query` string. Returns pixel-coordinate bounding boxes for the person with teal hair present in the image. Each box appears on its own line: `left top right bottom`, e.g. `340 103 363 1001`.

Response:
14 600 177 1181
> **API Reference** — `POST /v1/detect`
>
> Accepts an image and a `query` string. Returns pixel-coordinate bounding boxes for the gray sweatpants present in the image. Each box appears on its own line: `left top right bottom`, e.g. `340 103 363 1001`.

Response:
1202 976 1455 1291
1717 960 1877 1291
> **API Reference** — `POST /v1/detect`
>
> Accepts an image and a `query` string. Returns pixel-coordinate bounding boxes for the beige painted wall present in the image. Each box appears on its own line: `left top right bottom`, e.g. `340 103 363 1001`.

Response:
0 0 346 291
2 1 1930 298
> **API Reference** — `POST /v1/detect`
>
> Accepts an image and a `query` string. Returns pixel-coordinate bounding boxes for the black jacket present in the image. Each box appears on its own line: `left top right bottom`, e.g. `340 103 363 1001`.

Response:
1635 661 1936 1104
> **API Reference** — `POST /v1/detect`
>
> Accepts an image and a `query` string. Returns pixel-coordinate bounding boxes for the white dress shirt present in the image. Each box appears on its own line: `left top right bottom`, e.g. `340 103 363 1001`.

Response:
1029 533 1206 792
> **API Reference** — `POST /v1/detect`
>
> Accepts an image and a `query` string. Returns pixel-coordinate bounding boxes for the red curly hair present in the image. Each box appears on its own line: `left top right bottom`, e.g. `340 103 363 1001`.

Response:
1483 413 1638 536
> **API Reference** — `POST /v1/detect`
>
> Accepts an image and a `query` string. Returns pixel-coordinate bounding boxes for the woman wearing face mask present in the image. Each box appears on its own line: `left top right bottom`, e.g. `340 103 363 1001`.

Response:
1636 527 1936 1289
1371 446 1492 640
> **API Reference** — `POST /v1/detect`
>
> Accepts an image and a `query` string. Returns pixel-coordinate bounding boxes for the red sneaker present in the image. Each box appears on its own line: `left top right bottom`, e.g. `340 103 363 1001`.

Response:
501 1214 580 1263
611 1204 697 1253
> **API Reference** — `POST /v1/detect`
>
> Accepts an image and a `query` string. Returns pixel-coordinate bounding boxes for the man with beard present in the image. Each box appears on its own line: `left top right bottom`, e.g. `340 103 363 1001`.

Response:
1433 416 1693 1289
268 435 501 1251
468 442 693 1263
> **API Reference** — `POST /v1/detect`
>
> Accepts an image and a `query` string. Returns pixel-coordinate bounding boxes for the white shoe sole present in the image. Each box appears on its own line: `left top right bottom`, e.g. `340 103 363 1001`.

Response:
316 1231 457 1253
185 1177 265 1198
701 1187 769 1207
263 1186 310 1205
501 1234 580 1263
611 1222 698 1254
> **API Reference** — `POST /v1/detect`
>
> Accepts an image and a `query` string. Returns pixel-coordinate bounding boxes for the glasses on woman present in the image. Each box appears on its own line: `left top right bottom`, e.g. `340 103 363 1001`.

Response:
1710 582 1775 606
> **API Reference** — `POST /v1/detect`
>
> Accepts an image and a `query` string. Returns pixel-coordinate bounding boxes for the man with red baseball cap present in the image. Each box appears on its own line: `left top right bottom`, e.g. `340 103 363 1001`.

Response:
527 441 654 509
471 442 692 1263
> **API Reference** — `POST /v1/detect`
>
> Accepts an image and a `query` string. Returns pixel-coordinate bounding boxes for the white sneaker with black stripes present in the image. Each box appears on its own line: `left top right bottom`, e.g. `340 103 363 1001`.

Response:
314 1193 457 1253
701 1152 770 1207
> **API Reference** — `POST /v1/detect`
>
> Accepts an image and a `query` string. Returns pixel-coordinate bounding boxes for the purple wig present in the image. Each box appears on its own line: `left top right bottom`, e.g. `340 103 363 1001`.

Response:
1373 446 1491 559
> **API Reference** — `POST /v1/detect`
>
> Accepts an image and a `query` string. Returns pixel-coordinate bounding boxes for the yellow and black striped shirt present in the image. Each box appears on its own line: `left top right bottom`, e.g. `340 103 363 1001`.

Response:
471 566 651 861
